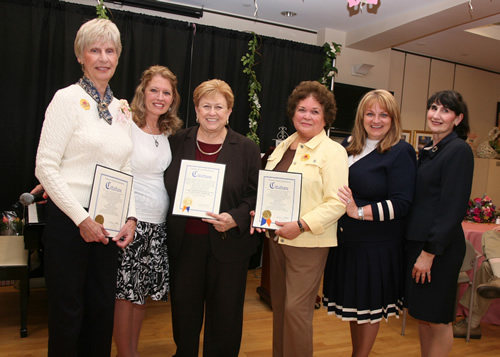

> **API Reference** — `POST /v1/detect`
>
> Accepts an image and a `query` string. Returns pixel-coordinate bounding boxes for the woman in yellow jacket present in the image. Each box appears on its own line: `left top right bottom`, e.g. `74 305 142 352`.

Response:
259 81 348 357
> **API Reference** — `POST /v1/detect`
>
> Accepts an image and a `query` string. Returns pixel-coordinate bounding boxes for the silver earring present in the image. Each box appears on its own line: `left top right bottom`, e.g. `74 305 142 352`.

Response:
196 117 199 123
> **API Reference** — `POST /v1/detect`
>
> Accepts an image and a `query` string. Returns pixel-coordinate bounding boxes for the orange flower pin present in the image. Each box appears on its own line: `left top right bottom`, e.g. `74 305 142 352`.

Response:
301 154 310 161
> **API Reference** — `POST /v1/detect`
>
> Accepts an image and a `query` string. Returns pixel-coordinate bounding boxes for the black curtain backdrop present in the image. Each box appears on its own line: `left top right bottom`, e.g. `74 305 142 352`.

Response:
0 0 323 210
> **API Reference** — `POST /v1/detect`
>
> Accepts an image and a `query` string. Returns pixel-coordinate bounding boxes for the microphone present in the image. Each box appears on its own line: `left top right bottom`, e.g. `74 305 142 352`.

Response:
19 191 46 206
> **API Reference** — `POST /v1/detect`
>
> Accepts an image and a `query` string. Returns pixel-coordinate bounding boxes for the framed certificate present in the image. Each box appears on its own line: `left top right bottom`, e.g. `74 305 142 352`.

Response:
172 159 226 219
88 165 133 234
253 170 302 230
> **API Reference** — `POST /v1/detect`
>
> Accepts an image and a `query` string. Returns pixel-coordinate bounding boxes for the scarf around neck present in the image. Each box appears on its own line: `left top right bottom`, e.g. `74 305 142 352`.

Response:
78 76 114 125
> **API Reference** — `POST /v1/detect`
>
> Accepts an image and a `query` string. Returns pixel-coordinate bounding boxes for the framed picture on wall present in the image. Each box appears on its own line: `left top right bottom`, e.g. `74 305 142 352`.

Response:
497 102 500 127
401 130 412 144
413 131 433 153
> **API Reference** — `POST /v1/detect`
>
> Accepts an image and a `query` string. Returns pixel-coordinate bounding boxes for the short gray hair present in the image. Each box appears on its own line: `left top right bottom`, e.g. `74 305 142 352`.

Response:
74 18 122 62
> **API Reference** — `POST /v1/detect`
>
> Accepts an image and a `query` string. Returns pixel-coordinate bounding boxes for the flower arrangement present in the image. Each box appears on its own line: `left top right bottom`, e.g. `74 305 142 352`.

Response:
319 42 342 91
241 32 262 145
488 127 500 154
1 214 23 235
476 127 500 158
465 194 499 223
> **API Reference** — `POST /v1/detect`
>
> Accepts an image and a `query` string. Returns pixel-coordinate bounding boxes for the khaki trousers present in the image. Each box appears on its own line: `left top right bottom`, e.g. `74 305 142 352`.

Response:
459 229 500 327
269 240 329 357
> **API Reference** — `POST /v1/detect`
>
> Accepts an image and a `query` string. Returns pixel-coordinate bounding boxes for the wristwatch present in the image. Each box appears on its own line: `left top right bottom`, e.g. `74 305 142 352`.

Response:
357 207 364 221
297 219 305 233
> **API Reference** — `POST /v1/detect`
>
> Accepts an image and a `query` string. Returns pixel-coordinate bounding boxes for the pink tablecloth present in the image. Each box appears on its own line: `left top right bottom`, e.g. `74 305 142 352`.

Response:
457 221 500 325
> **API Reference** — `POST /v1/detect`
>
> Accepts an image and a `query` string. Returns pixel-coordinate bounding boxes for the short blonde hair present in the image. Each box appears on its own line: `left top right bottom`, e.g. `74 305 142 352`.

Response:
193 79 234 109
346 89 402 155
74 19 122 62
131 65 183 135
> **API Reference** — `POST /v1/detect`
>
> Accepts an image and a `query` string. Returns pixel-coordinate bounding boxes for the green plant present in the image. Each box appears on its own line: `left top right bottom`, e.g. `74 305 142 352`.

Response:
241 32 262 145
319 42 342 90
96 0 110 19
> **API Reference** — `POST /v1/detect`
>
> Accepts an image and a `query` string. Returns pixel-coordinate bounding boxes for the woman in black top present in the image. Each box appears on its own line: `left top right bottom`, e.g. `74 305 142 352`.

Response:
405 90 474 356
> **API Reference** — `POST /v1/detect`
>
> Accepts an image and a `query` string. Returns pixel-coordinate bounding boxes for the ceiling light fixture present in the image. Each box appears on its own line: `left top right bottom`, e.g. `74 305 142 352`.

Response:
281 11 297 17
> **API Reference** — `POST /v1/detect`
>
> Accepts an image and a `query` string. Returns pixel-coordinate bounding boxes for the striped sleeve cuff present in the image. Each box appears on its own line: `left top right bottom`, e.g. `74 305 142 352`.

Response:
372 200 395 221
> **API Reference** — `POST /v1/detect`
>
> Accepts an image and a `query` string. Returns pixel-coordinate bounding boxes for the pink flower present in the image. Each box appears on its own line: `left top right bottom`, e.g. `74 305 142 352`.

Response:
116 99 131 123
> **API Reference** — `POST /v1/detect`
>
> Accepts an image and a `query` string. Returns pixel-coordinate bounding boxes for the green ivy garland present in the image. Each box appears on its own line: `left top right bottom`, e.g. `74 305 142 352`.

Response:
96 0 110 19
241 33 262 145
320 42 342 90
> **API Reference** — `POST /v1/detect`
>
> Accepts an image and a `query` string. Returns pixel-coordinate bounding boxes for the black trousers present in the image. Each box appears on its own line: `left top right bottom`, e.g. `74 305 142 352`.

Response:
170 233 250 357
43 201 118 357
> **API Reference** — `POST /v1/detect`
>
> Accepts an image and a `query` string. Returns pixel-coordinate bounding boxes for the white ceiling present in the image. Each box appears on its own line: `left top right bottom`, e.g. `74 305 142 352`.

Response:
160 0 500 73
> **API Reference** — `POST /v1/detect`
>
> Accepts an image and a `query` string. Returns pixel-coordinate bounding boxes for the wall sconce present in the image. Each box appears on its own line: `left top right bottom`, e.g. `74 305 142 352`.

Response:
351 64 374 76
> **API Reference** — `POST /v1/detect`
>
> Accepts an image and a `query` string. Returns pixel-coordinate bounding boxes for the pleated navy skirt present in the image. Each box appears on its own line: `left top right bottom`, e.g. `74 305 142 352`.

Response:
322 239 403 324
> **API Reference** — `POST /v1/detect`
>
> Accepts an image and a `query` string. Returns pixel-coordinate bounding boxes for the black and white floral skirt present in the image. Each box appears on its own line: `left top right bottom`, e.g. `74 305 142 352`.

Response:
116 221 169 304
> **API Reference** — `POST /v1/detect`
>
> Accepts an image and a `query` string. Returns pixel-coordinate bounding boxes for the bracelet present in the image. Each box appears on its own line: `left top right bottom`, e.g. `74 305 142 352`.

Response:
297 219 305 233
126 217 138 224
357 207 364 221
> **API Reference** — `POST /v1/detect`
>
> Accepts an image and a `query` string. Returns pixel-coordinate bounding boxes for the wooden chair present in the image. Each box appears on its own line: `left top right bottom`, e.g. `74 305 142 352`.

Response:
400 239 482 342
0 235 30 337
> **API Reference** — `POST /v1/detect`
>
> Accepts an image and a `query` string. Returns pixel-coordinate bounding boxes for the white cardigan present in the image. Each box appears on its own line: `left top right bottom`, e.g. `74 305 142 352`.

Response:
35 84 135 226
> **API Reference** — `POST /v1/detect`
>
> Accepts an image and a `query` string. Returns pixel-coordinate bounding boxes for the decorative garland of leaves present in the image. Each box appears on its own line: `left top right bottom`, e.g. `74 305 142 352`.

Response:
241 32 262 145
96 0 110 19
320 42 342 90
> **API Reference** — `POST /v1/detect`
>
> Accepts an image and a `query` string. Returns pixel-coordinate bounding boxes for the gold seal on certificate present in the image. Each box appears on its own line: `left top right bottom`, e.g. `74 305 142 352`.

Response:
88 165 133 234
253 170 302 230
261 210 272 227
182 197 193 212
172 160 226 219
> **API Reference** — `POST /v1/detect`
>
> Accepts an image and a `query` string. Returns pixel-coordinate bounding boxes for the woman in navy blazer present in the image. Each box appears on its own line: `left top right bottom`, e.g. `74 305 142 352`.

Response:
405 90 474 356
164 79 261 357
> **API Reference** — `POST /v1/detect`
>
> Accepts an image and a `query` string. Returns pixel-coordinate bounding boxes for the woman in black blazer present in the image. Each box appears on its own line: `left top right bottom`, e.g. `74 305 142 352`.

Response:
164 79 261 357
405 90 474 356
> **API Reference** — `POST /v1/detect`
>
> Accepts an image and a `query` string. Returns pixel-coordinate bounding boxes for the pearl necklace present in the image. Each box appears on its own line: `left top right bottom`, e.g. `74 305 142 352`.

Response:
146 123 159 147
196 140 223 156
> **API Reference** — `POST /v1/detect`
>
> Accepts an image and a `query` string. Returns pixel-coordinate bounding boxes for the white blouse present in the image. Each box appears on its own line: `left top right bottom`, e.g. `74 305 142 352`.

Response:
131 122 171 224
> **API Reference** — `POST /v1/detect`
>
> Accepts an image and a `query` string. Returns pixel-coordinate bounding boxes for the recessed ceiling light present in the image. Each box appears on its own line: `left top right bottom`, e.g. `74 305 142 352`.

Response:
281 11 297 17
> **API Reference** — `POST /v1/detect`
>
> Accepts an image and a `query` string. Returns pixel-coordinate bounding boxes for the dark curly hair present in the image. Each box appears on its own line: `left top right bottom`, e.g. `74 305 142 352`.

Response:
286 81 337 128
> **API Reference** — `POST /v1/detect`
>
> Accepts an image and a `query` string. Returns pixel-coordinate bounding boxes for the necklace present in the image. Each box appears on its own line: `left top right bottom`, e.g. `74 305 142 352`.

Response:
146 123 159 147
196 140 223 156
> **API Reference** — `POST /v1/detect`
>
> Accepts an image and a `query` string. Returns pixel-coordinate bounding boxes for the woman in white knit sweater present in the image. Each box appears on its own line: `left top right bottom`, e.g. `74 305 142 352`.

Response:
35 19 136 357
